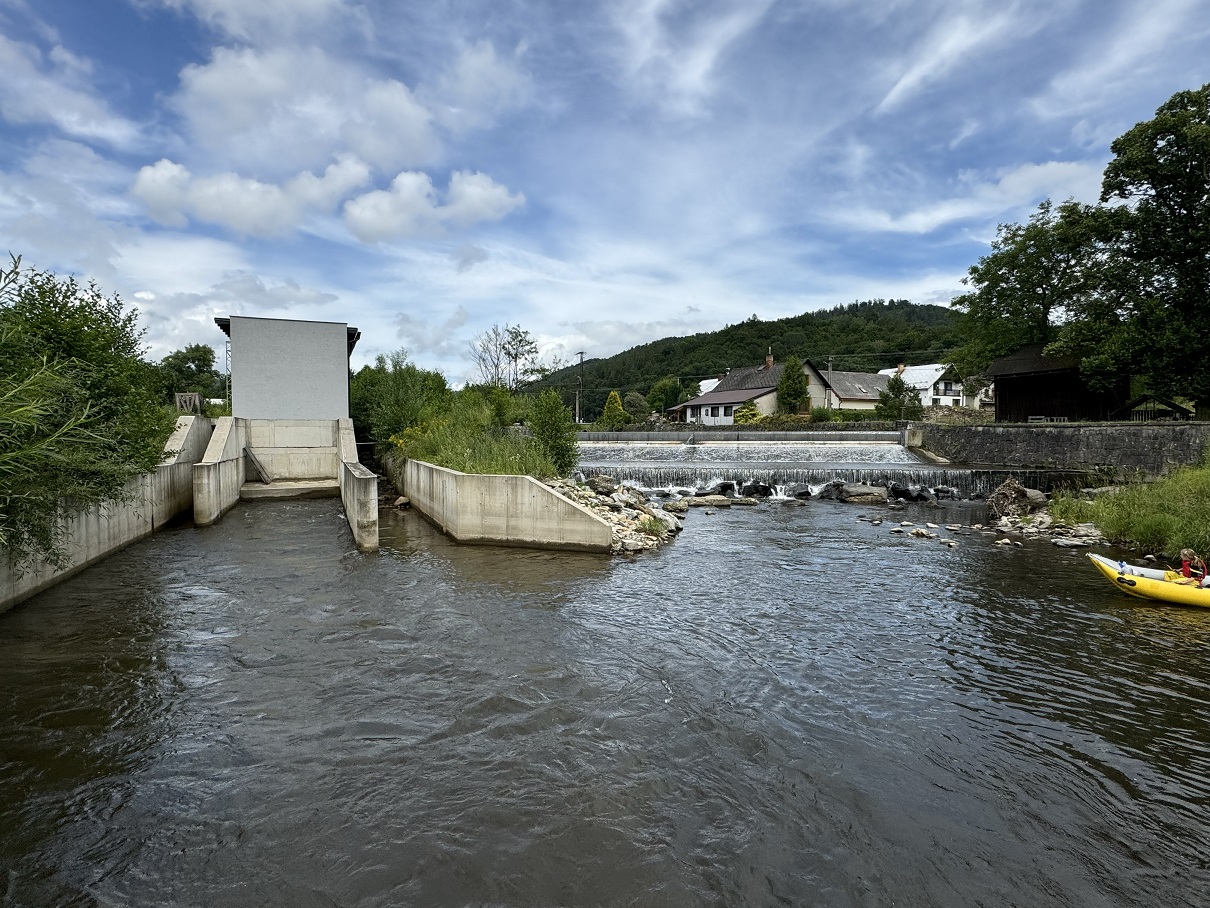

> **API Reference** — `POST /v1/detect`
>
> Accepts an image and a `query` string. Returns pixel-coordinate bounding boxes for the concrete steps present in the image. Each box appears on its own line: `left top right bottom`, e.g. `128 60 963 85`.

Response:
240 479 340 500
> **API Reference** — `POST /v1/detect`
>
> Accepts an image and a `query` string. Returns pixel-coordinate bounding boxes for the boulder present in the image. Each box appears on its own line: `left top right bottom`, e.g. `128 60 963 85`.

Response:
661 499 689 514
586 475 618 495
741 481 774 498
837 483 889 504
686 495 732 508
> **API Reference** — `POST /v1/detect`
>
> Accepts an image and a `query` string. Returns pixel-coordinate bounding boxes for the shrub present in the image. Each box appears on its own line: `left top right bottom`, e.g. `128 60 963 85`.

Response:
734 401 761 424
529 388 579 476
638 516 668 538
595 390 630 430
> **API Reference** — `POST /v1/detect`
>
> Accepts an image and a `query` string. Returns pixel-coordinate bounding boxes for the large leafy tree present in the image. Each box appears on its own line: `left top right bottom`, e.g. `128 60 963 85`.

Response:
349 349 450 444
775 355 809 413
646 376 694 414
1095 82 1210 402
1 261 175 566
160 343 226 401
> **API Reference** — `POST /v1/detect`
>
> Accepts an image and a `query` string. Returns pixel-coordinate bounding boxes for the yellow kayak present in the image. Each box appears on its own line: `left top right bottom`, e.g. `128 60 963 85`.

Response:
1087 553 1210 608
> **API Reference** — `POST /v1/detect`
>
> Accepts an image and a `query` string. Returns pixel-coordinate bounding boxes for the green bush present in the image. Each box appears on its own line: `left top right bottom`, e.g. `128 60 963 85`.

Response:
1 262 175 566
734 401 761 424
528 389 579 476
595 390 630 430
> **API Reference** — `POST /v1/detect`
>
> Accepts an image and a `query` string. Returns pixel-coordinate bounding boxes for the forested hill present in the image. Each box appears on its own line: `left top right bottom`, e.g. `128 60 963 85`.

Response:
537 299 962 419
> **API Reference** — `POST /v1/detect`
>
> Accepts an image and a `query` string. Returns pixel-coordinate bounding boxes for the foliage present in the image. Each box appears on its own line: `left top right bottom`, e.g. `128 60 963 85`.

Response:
623 390 650 420
595 390 630 430
638 516 668 538
747 413 813 430
349 349 450 444
808 406 886 423
646 375 694 414
529 299 962 421
775 354 809 413
159 343 226 402
953 83 1210 404
528 388 579 476
1050 460 1210 557
733 401 761 424
875 374 925 420
1 261 176 566
389 388 557 477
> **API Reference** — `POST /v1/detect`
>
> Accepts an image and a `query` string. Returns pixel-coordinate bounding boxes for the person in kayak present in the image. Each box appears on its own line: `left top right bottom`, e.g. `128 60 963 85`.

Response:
1177 549 1208 584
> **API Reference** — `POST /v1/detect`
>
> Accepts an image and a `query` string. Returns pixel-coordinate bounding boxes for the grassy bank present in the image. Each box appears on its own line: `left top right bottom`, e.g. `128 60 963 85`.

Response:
1050 460 1210 557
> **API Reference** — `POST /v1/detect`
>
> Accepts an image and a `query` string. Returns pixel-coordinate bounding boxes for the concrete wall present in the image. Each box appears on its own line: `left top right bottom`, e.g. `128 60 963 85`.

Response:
338 419 378 552
909 422 1210 481
2 416 214 614
385 455 611 553
193 416 246 526
245 419 338 480
230 316 350 420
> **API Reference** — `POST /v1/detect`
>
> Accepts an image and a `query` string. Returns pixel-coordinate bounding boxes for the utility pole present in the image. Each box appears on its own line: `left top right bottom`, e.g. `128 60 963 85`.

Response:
575 351 585 424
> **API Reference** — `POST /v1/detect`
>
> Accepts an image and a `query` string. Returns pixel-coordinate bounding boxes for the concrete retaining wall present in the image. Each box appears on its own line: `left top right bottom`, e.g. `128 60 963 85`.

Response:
245 419 339 480
1 416 214 614
193 417 246 526
386 455 611 553
909 422 1210 481
338 419 378 552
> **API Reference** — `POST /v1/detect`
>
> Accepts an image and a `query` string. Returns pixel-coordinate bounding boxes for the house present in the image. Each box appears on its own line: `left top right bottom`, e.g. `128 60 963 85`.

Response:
984 343 1129 422
803 361 888 410
877 363 964 408
670 352 782 424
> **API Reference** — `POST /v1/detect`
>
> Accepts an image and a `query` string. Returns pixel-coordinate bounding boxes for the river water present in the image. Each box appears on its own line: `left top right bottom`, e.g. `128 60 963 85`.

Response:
3 498 1210 907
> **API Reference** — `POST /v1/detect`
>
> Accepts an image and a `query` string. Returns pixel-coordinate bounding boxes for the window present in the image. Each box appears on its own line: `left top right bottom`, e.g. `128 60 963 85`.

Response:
710 406 720 417
932 398 941 407
723 405 733 416
942 381 955 395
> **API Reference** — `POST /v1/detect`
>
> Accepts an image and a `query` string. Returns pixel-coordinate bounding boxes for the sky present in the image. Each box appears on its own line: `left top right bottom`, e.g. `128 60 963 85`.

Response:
1 0 1207 383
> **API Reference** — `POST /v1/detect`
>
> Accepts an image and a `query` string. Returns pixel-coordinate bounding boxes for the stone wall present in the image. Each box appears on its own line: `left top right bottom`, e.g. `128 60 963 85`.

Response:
908 423 1210 481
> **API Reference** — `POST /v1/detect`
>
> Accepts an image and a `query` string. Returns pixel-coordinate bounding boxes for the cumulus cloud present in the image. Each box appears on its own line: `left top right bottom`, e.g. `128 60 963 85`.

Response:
425 40 530 132
394 305 469 357
172 46 438 177
131 154 372 234
344 170 524 242
0 33 142 147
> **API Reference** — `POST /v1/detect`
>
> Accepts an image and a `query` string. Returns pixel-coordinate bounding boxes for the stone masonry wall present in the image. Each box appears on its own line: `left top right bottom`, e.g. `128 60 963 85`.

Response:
911 423 1210 481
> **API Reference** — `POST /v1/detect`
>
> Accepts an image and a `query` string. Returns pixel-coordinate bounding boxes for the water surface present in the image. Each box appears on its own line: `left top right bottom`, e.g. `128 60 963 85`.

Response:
2 499 1209 906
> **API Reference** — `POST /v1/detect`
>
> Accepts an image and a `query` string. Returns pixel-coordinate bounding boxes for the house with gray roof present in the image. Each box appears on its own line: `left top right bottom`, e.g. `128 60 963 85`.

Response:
669 352 784 424
804 362 888 410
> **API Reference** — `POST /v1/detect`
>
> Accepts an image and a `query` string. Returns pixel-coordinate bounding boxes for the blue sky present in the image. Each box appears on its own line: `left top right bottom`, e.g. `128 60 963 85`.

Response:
1 0 1207 382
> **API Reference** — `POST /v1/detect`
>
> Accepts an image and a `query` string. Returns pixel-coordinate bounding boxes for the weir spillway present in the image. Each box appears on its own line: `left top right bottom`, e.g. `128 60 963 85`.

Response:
577 437 1090 498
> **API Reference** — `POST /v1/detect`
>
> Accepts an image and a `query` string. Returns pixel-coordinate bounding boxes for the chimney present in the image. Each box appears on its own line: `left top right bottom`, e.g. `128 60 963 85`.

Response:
896 363 906 376
765 347 774 370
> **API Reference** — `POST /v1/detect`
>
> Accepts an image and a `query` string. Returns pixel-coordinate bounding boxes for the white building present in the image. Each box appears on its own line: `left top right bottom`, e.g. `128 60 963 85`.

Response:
877 363 964 408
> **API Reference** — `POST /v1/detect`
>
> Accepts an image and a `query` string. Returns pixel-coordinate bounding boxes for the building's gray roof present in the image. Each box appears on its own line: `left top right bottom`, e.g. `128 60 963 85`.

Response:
714 362 784 392
670 387 776 410
819 370 888 401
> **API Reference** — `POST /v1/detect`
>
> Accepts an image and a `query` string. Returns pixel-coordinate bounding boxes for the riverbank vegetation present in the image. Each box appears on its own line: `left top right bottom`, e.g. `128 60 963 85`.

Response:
350 350 578 478
1050 460 1210 558
1 257 176 566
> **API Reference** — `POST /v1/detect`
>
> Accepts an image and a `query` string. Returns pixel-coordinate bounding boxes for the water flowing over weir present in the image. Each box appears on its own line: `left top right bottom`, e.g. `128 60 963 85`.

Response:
577 439 1089 497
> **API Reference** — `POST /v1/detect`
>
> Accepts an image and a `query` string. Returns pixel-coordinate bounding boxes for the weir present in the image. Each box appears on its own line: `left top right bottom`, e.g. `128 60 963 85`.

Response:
577 440 1094 498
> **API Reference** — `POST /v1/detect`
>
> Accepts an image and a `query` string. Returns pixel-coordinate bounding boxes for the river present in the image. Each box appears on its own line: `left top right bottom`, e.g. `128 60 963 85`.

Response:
2 498 1209 906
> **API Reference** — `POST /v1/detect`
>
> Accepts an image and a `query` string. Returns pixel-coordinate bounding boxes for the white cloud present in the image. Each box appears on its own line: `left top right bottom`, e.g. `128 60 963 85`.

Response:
131 155 372 234
344 170 524 242
172 46 437 177
0 34 142 147
148 0 351 43
611 0 776 115
394 305 469 357
831 160 1105 234
425 40 530 132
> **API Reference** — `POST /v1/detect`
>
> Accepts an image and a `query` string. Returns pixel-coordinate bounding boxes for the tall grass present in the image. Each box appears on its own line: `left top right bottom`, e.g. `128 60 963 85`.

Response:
1050 461 1210 557
390 388 557 477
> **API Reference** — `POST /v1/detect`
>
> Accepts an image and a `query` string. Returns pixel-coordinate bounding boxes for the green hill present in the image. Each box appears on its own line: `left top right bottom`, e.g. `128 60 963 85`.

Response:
535 299 961 420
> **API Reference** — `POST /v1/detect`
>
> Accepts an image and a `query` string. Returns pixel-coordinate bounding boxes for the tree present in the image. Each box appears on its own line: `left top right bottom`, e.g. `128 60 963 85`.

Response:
875 374 924 420
469 324 509 387
646 376 692 414
349 349 450 444
528 388 579 475
469 323 544 390
596 390 630 430
1095 82 1210 403
775 354 809 413
623 391 650 420
1 262 175 566
160 343 225 401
